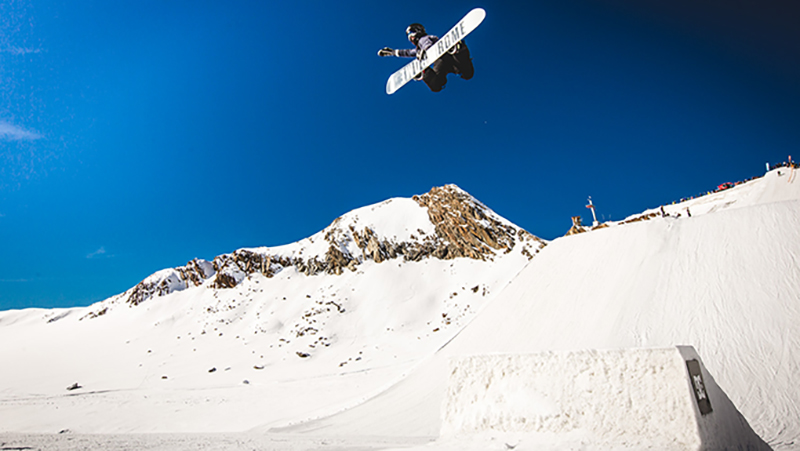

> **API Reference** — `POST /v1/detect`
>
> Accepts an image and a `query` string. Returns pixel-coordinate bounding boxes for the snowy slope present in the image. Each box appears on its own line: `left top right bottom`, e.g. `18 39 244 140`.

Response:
292 168 800 450
0 185 543 433
2 169 799 450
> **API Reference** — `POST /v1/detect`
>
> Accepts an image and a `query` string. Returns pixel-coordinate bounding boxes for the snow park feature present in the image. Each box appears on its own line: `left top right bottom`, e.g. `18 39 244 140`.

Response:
1 168 799 450
432 347 769 450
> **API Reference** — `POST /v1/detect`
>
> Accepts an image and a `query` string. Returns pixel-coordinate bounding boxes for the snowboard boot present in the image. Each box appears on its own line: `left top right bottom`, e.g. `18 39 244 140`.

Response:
448 40 465 55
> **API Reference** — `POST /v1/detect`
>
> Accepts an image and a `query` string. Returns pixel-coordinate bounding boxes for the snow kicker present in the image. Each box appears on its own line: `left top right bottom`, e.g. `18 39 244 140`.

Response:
438 347 770 450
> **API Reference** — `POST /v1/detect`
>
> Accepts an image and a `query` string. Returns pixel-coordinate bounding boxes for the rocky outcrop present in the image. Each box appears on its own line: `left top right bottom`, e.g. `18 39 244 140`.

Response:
179 259 214 287
325 244 358 275
353 227 398 263
412 185 522 261
210 241 359 286
127 258 215 306
621 212 659 224
566 216 587 236
210 250 294 288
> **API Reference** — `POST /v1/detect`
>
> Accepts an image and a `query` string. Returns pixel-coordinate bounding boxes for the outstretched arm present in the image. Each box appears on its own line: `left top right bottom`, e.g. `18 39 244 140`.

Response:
395 48 418 58
377 47 417 58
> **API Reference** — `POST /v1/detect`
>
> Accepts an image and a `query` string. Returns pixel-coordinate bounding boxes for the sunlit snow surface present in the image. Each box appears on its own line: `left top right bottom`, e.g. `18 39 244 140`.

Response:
2 169 800 450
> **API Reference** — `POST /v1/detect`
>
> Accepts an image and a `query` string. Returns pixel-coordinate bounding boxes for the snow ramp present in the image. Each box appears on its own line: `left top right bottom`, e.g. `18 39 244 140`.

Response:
437 347 769 450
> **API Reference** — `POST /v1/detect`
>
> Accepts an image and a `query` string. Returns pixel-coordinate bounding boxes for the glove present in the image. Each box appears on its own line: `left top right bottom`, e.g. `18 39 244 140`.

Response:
378 47 395 57
415 48 427 61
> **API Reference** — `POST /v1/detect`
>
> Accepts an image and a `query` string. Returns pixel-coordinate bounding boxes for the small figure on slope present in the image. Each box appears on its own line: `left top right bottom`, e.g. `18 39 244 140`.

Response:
378 23 473 92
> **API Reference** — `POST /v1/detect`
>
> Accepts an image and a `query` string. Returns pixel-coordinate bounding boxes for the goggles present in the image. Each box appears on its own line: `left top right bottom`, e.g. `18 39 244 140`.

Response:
406 25 424 36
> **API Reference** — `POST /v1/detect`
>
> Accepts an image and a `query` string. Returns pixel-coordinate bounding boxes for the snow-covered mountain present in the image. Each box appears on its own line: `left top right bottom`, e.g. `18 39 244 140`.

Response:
90 184 542 312
0 184 544 432
2 169 800 450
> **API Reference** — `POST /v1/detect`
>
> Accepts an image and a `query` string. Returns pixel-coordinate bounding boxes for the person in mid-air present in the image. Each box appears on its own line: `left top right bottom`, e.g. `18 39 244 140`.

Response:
378 23 473 92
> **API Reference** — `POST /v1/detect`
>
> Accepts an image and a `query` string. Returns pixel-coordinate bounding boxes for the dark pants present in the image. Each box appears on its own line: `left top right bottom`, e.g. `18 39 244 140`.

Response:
422 43 474 92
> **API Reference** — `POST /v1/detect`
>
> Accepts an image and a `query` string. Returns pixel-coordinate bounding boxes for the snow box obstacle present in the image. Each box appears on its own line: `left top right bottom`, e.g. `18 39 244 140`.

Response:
440 346 770 450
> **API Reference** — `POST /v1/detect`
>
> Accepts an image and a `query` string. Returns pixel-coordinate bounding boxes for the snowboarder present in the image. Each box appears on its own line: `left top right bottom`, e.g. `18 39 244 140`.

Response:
378 23 473 92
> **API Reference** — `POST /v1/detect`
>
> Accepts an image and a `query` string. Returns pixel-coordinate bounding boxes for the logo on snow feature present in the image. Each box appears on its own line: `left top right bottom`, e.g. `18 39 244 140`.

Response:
685 359 713 415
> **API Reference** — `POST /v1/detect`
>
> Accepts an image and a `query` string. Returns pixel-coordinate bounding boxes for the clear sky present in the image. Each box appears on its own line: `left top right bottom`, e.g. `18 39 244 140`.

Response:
2 0 799 310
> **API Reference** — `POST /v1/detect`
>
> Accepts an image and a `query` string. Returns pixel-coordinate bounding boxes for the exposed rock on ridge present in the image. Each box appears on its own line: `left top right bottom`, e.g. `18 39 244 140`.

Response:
107 185 545 308
127 259 215 306
412 185 534 260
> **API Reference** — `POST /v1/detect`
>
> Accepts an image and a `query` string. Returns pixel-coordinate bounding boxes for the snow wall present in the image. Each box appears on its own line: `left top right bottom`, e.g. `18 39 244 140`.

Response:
440 347 770 450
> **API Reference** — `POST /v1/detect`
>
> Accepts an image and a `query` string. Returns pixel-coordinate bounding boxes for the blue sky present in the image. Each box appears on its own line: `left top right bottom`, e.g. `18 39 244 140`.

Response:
1 0 799 310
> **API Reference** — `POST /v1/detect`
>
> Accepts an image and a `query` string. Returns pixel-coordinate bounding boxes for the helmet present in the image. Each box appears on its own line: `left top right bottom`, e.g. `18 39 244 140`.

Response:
406 23 426 35
406 23 426 43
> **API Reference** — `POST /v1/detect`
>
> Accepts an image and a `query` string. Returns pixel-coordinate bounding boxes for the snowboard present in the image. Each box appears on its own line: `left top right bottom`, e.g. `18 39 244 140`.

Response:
385 8 486 95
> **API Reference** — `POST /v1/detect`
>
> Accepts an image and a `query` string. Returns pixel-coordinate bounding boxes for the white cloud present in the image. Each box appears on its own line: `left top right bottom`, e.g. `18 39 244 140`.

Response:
0 120 42 141
87 247 107 259
1 46 41 55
